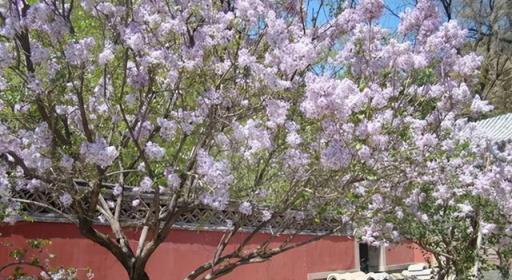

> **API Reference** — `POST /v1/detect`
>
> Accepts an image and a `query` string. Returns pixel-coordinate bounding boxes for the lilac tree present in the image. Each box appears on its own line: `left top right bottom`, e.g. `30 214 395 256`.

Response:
0 0 500 279
371 128 512 279
349 1 512 278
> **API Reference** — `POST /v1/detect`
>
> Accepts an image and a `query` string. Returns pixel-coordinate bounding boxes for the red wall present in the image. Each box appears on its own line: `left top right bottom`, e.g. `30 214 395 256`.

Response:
0 222 356 280
386 242 430 266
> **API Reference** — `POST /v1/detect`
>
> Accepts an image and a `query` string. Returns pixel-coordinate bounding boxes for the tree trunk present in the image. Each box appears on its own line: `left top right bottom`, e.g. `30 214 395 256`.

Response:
77 221 152 280
436 269 448 280
129 269 151 280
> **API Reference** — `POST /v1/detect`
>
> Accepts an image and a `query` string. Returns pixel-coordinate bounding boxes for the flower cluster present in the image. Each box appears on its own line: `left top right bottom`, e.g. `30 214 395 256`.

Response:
196 149 233 210
80 138 119 168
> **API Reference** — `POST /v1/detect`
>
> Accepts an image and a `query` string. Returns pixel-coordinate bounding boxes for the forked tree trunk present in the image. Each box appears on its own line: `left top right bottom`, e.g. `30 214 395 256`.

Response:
129 269 151 280
105 251 153 280
77 221 153 280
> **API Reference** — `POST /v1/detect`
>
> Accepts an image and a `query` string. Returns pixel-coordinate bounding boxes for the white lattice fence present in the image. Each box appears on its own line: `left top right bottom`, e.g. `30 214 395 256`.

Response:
12 186 346 235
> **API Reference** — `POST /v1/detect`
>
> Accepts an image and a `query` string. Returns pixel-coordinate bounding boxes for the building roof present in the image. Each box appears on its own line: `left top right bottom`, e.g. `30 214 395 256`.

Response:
473 113 512 143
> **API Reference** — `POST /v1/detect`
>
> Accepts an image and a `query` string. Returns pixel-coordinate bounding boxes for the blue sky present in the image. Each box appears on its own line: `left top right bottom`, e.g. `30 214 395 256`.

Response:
307 0 415 31
380 0 414 30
